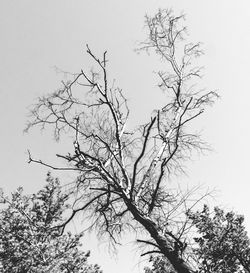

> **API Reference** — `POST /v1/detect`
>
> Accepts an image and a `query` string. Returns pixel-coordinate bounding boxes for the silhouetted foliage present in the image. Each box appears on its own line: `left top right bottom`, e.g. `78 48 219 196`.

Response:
189 205 250 273
144 255 176 273
145 206 250 273
0 173 102 273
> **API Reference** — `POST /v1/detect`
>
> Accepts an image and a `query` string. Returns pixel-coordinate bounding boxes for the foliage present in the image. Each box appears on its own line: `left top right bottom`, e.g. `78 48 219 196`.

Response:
145 206 250 273
144 255 176 273
25 9 219 273
0 173 102 273
189 205 250 273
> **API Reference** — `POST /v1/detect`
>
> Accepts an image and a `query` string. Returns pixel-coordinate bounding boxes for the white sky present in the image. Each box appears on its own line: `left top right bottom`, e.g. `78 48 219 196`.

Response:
1 1 250 272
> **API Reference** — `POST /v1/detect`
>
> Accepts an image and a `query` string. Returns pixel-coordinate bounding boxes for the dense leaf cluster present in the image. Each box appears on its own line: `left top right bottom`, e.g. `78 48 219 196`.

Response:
144 255 176 273
145 206 250 273
0 173 102 273
189 205 250 273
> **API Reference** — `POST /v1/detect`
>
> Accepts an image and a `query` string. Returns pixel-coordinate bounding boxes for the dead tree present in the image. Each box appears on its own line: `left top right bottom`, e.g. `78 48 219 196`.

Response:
26 9 218 273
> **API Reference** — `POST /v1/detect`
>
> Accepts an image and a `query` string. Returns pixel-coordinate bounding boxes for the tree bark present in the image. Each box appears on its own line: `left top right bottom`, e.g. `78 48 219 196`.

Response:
125 199 195 273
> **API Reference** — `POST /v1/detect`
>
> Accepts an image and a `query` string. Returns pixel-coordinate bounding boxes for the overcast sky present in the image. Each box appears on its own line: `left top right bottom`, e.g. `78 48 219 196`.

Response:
1 1 250 272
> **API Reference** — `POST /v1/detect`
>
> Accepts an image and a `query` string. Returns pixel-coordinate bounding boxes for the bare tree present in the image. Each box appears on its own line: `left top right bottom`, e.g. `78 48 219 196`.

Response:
26 9 218 273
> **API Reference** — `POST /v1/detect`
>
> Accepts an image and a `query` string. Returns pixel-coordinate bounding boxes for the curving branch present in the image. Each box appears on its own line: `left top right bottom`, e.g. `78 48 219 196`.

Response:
26 9 218 273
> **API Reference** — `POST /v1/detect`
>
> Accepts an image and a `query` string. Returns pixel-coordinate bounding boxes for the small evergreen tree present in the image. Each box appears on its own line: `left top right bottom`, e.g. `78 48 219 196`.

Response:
189 205 250 273
145 206 250 273
0 173 102 273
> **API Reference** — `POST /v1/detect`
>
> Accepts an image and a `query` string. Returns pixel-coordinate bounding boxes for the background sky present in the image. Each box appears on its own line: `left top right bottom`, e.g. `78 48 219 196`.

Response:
1 1 250 272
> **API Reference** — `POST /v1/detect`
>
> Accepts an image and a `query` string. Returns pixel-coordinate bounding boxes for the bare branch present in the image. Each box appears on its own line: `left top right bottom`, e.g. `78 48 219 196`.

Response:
26 9 218 273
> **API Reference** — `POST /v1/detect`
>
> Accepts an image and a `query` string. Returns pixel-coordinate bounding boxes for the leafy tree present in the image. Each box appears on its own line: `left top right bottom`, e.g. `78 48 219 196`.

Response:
0 173 102 273
26 9 219 273
144 206 250 273
189 205 250 273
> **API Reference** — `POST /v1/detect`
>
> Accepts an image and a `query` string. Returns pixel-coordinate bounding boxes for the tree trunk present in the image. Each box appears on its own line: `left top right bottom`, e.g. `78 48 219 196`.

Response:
126 199 196 273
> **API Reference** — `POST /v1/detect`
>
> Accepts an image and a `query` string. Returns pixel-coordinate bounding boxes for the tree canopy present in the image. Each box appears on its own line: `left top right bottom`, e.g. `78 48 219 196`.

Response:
0 173 102 273
145 206 250 273
189 205 250 272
